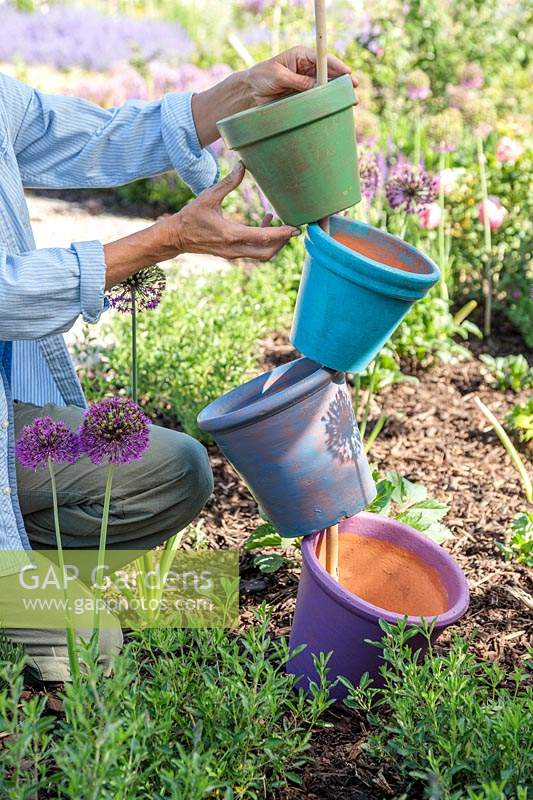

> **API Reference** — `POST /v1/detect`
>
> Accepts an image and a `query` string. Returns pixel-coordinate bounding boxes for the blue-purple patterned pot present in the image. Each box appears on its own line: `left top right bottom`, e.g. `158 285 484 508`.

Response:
197 358 376 538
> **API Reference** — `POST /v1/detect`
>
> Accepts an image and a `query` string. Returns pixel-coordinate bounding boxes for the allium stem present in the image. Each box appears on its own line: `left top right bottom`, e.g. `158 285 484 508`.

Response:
477 136 493 336
360 358 379 440
353 373 361 421
364 413 387 454
48 458 79 680
414 103 422 168
131 288 138 404
438 150 449 302
474 397 532 504
92 464 115 642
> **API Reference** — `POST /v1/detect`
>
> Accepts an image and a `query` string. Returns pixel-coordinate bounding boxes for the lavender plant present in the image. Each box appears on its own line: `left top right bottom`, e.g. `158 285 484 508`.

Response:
16 418 82 679
0 6 192 70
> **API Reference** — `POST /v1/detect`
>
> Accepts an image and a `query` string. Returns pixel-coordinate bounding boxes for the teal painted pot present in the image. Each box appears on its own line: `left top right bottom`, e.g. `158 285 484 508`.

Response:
217 75 360 226
291 216 441 373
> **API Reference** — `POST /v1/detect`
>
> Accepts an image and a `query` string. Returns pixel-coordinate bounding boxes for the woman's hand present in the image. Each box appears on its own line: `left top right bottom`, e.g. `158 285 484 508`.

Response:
246 46 357 105
104 163 299 288
192 46 356 146
167 162 299 260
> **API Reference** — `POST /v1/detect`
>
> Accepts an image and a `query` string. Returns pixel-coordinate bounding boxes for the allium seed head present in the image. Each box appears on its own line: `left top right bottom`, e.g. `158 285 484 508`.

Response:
406 69 431 101
79 398 150 466
358 149 380 201
462 95 496 139
459 62 484 90
355 108 380 146
16 417 80 471
427 108 464 153
385 162 438 214
108 265 166 314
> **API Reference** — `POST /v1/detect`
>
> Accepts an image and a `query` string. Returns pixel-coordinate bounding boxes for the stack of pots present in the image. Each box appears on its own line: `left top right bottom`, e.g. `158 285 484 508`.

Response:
198 76 468 697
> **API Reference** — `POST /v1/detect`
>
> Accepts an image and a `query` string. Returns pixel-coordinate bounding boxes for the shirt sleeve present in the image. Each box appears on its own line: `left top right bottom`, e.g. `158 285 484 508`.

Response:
0 241 106 341
0 72 218 196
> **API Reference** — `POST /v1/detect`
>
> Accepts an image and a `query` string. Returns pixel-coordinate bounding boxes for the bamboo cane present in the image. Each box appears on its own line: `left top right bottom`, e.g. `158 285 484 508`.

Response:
314 0 339 580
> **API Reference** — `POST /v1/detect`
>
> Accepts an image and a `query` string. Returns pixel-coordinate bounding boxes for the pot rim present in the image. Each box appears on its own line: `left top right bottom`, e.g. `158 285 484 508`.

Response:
307 216 440 300
217 74 356 149
301 512 469 626
197 357 342 434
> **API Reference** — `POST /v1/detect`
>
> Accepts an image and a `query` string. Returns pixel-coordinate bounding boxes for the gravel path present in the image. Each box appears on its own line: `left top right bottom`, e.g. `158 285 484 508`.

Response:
26 194 230 342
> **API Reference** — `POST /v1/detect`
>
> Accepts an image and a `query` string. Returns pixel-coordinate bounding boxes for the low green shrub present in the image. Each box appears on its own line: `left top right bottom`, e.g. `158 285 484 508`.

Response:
499 510 533 567
0 611 332 799
480 353 533 392
506 398 533 444
393 294 481 367
116 173 194 213
341 620 532 799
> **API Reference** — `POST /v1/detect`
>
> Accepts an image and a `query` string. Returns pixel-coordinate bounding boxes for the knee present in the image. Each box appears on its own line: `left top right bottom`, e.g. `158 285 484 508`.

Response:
176 434 214 511
158 431 213 513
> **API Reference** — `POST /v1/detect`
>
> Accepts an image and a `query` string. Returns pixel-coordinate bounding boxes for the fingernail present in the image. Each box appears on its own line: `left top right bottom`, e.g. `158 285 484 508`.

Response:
290 228 301 237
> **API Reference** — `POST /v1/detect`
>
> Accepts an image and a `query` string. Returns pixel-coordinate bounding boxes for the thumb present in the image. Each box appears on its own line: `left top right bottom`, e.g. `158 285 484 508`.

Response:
207 161 245 205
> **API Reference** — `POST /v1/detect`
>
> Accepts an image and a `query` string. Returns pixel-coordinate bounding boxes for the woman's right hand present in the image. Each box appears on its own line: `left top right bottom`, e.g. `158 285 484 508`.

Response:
163 162 300 262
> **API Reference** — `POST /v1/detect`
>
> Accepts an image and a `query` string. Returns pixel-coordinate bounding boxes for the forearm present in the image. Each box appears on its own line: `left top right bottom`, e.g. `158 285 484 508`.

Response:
191 71 253 147
103 221 177 290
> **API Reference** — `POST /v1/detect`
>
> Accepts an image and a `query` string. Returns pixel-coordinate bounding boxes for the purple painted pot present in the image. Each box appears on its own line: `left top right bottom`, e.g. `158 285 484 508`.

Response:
197 358 376 538
288 513 469 700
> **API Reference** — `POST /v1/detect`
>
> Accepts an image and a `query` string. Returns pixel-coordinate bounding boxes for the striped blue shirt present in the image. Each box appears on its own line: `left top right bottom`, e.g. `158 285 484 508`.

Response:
0 71 218 573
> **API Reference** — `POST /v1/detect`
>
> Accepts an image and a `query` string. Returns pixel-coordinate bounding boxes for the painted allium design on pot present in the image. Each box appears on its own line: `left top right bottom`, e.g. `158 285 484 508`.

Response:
322 388 361 465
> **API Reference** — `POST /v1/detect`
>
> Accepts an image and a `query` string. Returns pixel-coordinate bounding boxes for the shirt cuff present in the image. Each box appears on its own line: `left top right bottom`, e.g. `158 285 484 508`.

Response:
161 91 219 196
71 240 107 324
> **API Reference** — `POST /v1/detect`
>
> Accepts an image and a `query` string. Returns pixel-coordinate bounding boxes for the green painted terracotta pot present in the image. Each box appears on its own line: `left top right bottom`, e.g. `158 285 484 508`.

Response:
217 75 361 225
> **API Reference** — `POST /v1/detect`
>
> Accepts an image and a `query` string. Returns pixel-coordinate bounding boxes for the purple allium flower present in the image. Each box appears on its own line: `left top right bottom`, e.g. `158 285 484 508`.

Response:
108 266 166 314
358 149 380 201
16 417 80 471
460 62 484 90
427 108 464 153
385 162 438 214
406 68 431 101
79 398 150 466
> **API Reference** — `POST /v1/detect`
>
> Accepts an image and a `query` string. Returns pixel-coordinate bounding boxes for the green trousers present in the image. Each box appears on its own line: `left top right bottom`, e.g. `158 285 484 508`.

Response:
3 402 213 683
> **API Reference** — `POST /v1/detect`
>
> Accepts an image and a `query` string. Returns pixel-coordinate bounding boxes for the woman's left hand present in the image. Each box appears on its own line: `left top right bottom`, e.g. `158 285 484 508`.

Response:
245 46 357 105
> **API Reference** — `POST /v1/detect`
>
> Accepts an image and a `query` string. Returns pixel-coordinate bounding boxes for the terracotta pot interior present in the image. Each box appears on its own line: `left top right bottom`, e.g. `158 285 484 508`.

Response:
316 532 448 616
332 231 430 275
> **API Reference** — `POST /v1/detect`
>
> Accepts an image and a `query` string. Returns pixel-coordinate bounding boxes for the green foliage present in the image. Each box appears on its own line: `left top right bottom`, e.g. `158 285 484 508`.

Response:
116 173 194 213
76 241 302 441
392 294 481 367
367 470 453 542
480 354 533 392
0 659 55 798
499 511 533 567
342 620 532 799
505 397 533 443
0 612 333 799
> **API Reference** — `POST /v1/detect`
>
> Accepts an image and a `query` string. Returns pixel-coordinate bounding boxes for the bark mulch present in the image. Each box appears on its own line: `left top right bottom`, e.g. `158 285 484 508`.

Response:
196 329 532 800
